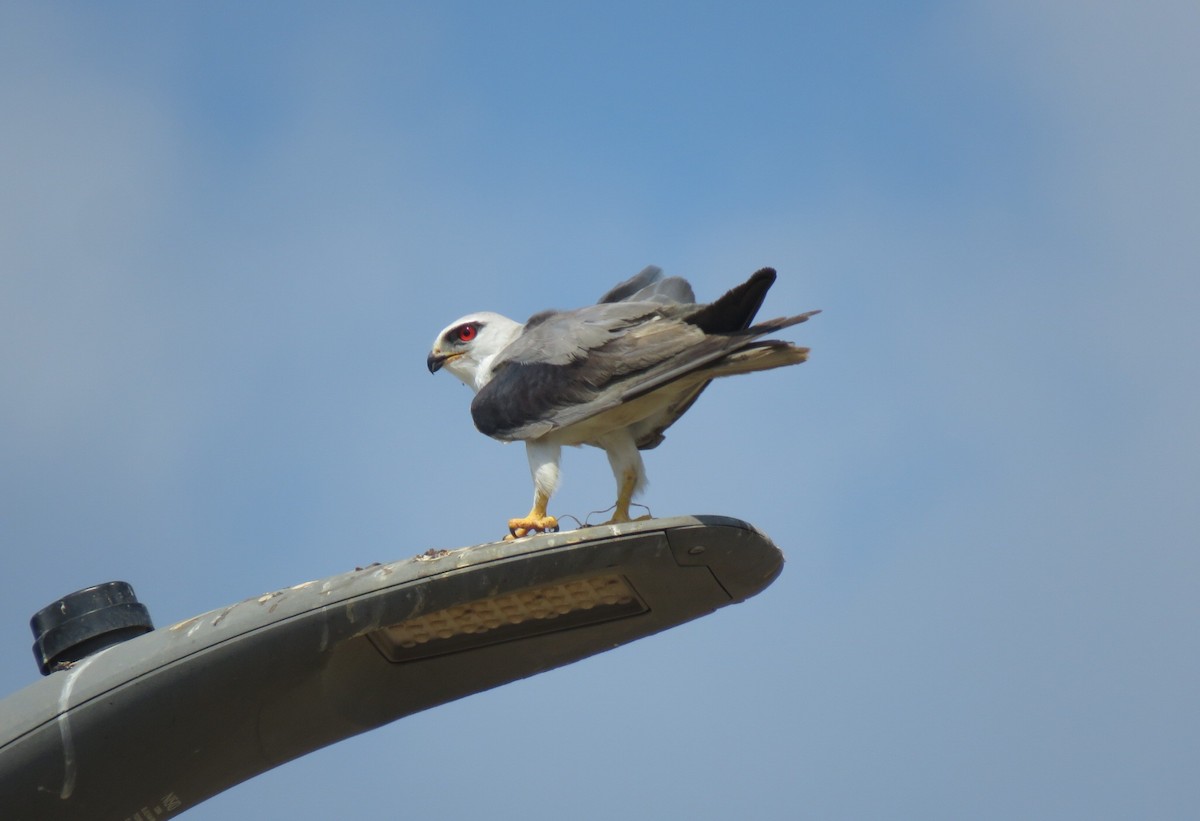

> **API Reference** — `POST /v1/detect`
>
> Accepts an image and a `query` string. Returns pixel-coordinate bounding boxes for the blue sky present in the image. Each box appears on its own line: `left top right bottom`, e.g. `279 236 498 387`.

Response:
2 2 1197 819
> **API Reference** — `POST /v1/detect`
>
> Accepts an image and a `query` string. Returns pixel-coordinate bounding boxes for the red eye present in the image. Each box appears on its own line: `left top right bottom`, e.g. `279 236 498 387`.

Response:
457 324 477 342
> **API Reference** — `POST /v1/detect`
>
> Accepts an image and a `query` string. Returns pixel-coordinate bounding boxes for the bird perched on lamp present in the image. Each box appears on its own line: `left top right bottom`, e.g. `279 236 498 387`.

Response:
428 265 818 539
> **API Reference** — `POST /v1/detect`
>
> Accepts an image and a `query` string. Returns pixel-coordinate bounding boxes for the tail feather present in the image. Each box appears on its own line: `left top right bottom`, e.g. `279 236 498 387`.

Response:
706 340 810 377
743 309 822 336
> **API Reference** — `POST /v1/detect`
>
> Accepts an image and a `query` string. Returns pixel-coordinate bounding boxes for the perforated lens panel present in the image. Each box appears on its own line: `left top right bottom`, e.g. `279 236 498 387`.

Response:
369 574 647 662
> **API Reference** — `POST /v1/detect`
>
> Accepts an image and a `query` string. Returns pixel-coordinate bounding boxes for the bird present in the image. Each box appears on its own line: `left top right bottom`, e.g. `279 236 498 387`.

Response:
427 265 818 539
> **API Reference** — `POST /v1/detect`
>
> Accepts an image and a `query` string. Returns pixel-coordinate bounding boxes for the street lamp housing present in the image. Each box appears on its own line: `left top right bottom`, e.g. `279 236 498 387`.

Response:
0 515 783 820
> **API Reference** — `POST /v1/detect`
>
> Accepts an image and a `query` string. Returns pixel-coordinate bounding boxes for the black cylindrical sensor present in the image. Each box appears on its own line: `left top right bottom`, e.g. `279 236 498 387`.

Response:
31 581 153 675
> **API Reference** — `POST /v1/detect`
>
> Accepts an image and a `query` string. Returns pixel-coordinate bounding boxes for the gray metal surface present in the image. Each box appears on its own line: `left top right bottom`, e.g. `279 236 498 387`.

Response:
0 515 783 820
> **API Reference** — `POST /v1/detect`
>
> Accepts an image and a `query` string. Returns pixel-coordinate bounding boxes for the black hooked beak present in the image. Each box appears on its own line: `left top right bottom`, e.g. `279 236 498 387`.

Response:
427 351 446 373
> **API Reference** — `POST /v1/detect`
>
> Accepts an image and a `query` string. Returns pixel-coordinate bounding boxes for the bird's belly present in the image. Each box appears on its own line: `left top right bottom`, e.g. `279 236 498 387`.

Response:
543 383 695 447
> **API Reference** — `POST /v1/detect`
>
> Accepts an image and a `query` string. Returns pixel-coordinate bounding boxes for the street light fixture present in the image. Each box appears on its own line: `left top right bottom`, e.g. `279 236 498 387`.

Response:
0 515 783 820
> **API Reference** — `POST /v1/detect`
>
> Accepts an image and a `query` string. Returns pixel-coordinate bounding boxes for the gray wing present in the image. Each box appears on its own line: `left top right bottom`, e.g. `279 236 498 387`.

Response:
470 300 701 440
529 312 814 433
471 267 810 446
500 300 694 367
597 265 696 305
470 307 813 443
597 265 663 303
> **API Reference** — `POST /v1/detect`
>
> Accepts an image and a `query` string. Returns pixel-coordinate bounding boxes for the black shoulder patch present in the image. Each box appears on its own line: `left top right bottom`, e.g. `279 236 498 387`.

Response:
471 360 591 439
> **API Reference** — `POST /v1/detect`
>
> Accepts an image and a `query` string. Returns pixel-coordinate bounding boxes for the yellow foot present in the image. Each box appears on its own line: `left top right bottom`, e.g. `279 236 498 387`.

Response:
505 514 559 540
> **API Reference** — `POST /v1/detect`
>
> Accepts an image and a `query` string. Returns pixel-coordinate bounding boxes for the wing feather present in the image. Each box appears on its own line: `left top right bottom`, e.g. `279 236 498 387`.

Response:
596 265 664 303
469 267 817 444
498 301 689 366
471 308 818 441
471 306 701 439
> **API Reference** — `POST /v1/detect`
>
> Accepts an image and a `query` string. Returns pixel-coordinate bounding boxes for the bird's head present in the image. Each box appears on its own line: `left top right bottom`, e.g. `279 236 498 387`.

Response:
427 312 523 391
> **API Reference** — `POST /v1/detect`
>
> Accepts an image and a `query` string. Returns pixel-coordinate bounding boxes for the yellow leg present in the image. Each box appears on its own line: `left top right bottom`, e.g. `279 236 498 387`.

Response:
603 468 652 525
506 489 559 539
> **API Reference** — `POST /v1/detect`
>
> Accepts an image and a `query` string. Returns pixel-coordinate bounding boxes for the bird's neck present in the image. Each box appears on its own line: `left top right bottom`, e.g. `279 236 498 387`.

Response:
472 323 524 392
473 359 496 392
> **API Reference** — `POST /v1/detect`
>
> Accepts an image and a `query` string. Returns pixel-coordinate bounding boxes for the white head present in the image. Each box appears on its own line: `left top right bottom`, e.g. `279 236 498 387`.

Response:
427 311 523 392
